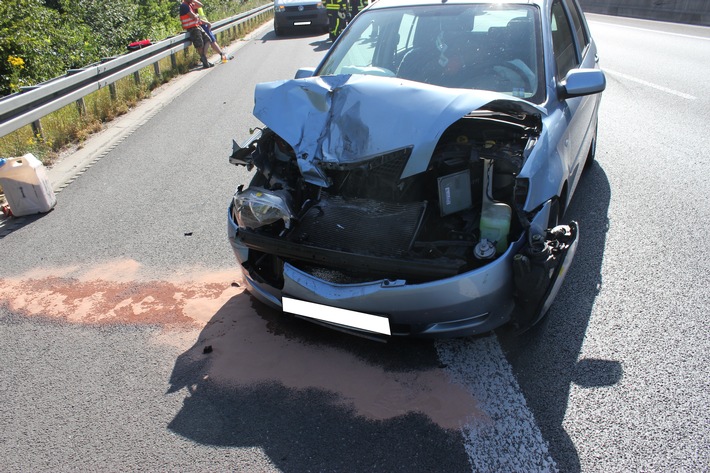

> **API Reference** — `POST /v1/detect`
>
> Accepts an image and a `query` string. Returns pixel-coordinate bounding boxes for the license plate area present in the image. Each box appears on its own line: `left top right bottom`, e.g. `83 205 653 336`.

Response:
282 297 391 336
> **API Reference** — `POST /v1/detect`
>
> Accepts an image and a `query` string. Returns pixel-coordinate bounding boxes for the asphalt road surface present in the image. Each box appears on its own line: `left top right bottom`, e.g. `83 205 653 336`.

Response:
0 14 708 472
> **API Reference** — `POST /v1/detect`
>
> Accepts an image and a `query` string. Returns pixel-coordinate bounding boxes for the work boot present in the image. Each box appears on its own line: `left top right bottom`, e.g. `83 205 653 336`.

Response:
201 56 213 68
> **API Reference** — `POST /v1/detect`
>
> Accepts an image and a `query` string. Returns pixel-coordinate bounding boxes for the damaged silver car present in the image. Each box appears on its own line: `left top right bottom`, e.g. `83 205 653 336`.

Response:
228 0 605 338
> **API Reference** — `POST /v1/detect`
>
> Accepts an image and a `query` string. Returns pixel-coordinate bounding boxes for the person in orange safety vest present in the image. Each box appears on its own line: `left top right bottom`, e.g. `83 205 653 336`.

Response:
179 0 213 68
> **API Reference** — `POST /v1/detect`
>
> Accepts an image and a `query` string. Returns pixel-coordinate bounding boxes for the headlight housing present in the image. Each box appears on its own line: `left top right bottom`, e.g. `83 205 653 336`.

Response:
234 187 294 230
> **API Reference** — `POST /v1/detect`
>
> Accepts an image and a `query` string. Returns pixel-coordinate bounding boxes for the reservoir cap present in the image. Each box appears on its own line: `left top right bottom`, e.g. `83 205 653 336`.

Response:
474 238 497 260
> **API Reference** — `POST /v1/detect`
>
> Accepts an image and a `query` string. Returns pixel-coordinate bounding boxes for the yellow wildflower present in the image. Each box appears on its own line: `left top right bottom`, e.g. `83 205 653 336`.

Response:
8 56 25 68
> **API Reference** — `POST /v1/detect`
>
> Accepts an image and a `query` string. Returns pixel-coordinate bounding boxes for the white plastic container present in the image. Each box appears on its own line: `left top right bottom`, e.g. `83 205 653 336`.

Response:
0 153 57 217
479 158 511 254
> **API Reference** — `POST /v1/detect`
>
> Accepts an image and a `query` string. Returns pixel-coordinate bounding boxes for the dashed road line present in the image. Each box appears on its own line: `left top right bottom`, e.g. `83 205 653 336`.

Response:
604 68 696 100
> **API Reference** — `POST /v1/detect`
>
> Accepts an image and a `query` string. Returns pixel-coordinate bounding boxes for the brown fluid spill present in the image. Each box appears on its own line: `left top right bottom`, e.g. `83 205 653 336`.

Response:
0 261 240 327
184 299 484 430
0 259 483 429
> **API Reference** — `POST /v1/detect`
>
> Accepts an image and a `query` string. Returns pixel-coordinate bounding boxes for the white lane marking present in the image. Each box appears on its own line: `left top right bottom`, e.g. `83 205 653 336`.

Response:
604 68 697 100
590 21 710 41
436 336 558 472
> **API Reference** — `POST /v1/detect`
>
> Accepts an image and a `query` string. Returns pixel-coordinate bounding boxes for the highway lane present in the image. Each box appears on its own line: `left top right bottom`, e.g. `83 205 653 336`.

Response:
498 14 710 472
0 14 708 472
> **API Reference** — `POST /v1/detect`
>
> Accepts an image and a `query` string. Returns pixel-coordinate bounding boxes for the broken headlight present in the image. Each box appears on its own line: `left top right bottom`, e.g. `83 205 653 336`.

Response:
234 187 294 230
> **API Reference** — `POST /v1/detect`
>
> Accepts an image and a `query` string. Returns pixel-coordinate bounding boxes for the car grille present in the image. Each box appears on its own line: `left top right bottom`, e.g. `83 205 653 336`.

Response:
284 4 320 12
289 194 426 257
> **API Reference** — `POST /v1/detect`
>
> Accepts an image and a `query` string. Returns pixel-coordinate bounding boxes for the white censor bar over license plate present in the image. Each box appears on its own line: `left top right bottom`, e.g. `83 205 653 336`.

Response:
282 297 391 336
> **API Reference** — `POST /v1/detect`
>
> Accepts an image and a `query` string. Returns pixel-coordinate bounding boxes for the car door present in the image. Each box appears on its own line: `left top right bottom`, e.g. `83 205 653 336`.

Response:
550 0 598 207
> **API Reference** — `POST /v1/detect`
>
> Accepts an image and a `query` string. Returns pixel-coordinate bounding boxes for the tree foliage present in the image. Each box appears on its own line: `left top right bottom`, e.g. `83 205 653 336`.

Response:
0 0 181 97
0 0 101 94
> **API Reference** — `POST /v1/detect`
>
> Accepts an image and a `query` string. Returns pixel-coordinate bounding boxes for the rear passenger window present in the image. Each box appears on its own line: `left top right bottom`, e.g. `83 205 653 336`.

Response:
551 0 578 79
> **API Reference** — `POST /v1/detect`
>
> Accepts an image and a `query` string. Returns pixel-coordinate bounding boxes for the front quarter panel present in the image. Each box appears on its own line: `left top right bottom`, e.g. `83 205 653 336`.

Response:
518 122 565 212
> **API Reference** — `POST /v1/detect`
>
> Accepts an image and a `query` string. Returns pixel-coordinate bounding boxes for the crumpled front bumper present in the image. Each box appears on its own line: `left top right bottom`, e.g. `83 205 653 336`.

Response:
227 208 516 338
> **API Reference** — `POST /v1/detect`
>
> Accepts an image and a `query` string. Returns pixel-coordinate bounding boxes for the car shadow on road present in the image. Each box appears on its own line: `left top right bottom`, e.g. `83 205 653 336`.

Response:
497 161 621 472
166 292 475 472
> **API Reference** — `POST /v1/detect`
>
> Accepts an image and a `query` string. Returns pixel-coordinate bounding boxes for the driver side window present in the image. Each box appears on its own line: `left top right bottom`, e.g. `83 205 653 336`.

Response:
551 0 579 79
396 13 417 53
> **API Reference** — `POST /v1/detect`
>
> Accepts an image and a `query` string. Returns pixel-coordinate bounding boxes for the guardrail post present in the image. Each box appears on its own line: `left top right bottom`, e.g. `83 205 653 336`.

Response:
133 71 141 86
109 83 117 101
171 52 177 70
31 120 44 141
76 98 86 117
153 61 161 77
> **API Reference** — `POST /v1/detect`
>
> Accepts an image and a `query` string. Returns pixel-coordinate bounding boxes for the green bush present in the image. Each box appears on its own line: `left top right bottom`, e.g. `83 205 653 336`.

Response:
0 0 183 97
0 0 103 95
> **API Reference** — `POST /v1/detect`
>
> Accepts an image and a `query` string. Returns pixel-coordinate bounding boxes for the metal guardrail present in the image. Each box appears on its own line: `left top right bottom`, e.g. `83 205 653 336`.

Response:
0 3 273 139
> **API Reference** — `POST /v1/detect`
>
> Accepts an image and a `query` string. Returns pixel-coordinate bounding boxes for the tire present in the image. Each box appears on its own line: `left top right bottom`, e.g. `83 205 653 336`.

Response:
584 123 598 170
274 26 285 37
548 198 560 229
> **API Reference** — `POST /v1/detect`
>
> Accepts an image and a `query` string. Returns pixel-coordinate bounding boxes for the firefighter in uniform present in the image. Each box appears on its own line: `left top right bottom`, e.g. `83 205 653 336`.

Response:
349 0 369 20
326 0 350 41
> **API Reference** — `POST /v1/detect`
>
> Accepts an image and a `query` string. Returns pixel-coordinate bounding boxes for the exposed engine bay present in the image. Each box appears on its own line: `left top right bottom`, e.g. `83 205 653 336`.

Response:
230 111 540 286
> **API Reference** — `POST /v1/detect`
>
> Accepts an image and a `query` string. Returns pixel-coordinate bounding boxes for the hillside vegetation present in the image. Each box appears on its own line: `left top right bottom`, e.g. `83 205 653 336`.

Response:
0 0 253 97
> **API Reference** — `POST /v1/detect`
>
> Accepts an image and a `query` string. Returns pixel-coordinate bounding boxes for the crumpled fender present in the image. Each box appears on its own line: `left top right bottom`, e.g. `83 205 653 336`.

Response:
512 221 579 331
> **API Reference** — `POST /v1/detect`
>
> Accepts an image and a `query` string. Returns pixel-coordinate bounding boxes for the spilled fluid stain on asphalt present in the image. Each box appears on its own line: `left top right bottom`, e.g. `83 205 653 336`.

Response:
0 259 483 431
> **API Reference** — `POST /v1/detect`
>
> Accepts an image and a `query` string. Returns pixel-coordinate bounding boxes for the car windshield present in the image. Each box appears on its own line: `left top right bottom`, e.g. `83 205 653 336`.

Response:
318 4 544 102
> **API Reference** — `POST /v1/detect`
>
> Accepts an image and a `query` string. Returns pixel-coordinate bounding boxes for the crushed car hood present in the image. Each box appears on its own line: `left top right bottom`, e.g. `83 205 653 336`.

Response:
253 74 545 186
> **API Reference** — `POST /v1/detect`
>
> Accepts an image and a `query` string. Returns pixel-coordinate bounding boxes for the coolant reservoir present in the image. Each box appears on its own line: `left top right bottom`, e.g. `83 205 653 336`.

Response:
479 158 511 254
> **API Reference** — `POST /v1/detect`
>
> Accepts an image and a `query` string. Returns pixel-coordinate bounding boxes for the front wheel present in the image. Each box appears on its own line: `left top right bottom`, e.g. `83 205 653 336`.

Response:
548 198 561 229
584 123 598 170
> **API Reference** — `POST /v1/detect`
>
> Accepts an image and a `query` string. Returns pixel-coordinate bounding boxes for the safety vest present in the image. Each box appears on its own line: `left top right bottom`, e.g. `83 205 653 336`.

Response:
180 3 200 29
197 7 207 21
325 0 347 11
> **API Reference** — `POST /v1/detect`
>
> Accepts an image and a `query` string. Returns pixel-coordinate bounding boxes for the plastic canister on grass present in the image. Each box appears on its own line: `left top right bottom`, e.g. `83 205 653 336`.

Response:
0 153 56 217
479 158 511 254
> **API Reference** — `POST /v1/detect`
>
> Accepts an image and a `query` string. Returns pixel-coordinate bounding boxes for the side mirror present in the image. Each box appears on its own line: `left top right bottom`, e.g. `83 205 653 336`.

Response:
560 68 606 99
295 67 316 79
